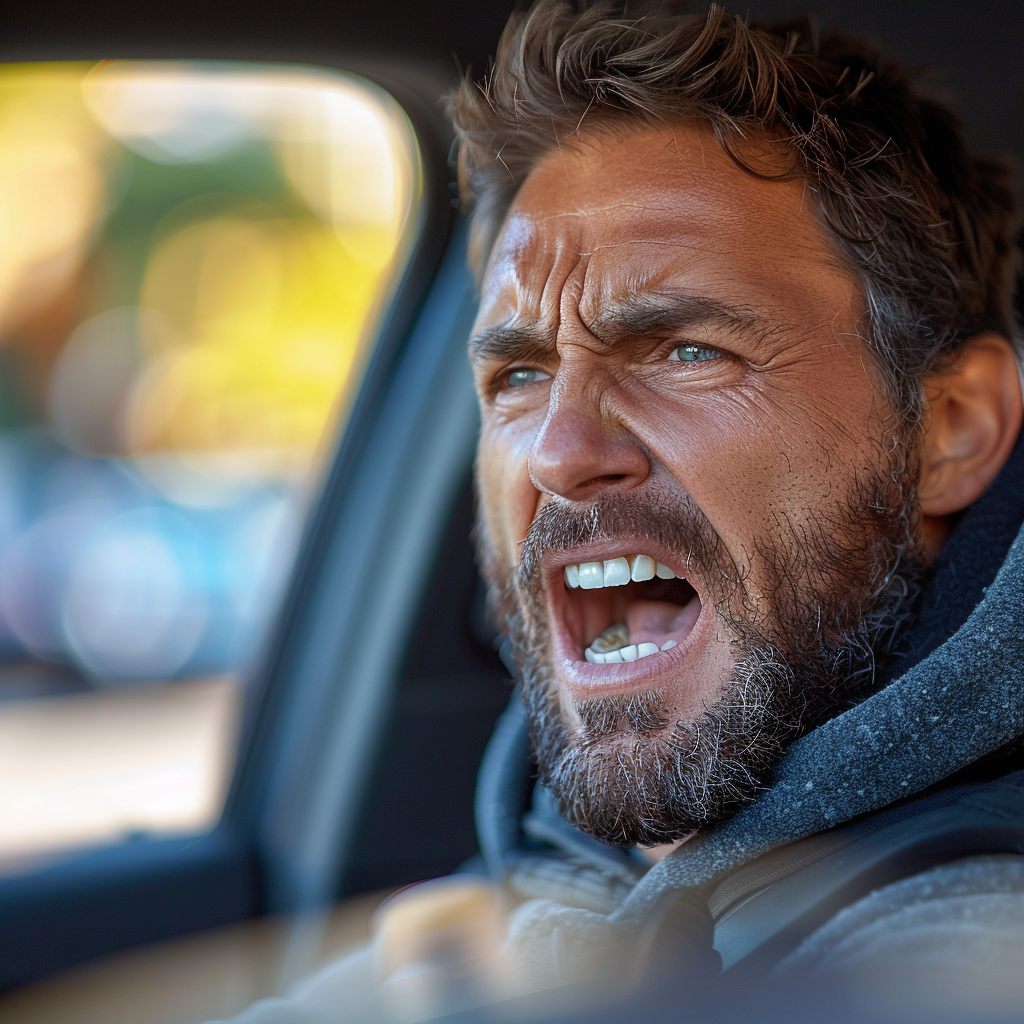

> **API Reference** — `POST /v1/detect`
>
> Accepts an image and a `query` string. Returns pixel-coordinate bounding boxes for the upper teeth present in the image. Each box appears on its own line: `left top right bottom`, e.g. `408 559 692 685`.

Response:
564 554 679 589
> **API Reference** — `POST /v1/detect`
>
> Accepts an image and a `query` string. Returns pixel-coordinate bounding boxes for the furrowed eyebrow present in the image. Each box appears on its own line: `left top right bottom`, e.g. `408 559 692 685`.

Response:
586 293 769 347
468 293 769 365
468 322 556 365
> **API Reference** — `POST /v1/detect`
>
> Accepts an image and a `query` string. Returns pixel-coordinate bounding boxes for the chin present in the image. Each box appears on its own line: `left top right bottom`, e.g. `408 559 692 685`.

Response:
518 631 801 847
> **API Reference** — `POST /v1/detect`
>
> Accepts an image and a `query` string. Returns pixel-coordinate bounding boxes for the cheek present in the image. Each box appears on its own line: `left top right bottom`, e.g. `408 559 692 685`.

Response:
621 379 881 554
476 419 543 567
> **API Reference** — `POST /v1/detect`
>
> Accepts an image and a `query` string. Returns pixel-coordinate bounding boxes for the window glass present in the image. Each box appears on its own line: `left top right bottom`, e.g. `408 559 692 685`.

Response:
0 62 420 866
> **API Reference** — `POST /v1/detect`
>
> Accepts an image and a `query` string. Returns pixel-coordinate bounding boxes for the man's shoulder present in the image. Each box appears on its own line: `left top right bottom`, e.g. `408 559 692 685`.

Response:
710 768 1024 972
783 853 1024 969
778 854 1024 1015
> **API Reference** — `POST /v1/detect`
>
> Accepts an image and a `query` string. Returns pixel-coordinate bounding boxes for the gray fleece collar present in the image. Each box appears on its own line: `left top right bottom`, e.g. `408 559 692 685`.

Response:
616 514 1024 921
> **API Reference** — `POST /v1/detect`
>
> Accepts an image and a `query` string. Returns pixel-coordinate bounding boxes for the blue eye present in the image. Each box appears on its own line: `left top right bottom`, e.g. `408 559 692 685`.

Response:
669 344 720 363
506 368 550 387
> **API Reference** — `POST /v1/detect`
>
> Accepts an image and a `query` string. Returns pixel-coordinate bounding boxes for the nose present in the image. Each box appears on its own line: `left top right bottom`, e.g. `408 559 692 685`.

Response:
528 371 650 502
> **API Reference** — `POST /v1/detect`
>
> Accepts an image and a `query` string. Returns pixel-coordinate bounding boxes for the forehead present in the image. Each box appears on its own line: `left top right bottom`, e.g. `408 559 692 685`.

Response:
477 126 858 329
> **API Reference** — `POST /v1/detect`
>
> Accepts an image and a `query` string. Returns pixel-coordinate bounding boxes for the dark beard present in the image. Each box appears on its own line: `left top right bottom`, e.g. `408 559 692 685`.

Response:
480 462 925 848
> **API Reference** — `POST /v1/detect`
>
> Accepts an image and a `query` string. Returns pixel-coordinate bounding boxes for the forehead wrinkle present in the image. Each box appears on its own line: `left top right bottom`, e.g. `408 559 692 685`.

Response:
471 243 591 363
580 239 732 258
486 228 580 334
544 199 679 218
544 245 593 347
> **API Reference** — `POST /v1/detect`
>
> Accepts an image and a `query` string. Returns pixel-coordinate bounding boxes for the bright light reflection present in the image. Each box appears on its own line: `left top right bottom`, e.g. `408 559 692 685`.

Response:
82 63 413 251
0 677 240 863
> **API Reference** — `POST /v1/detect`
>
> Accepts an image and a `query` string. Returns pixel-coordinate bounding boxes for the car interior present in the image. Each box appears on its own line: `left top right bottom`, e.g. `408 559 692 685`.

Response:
0 1 1020 1022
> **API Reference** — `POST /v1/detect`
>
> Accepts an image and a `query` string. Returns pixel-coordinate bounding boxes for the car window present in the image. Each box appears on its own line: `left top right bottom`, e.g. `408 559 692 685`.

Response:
0 61 421 868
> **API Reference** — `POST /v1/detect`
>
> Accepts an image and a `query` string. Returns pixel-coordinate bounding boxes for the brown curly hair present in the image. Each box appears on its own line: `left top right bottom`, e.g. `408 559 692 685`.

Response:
448 0 1020 427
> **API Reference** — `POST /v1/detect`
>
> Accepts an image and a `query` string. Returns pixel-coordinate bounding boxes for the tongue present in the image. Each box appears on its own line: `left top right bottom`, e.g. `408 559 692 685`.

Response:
625 596 700 648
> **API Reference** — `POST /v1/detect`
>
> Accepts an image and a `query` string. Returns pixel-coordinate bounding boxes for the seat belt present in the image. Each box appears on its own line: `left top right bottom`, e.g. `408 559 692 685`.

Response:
709 770 1024 977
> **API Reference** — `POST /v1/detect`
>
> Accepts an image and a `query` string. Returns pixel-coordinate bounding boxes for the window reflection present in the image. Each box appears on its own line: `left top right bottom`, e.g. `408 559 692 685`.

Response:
0 62 419 861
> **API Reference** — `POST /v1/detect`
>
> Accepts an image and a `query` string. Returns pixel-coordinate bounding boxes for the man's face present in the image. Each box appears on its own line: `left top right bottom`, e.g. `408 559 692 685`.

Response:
470 127 922 845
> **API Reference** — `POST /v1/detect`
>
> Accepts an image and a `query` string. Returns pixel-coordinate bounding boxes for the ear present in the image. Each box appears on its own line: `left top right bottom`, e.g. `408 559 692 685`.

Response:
917 332 1023 521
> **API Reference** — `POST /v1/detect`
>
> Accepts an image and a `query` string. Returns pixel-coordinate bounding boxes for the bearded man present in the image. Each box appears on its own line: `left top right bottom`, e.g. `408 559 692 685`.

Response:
215 3 1024 1021
463 0 1021 846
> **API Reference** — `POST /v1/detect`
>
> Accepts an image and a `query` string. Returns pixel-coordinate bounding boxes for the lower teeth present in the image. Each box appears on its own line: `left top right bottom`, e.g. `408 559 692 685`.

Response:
583 628 679 665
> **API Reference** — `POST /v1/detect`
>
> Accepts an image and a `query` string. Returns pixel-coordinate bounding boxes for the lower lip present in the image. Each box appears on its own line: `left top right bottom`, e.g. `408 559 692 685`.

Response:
552 603 710 699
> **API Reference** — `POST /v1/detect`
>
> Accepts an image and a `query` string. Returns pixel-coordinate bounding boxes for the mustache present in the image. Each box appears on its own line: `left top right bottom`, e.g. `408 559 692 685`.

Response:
515 488 741 603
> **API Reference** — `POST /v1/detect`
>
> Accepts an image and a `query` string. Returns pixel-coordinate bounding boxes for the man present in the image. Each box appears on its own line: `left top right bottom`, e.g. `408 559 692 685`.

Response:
217 3 1024 1020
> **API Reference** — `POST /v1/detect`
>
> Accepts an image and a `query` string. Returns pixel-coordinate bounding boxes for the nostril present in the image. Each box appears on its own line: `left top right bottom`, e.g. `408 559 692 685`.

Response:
581 473 632 492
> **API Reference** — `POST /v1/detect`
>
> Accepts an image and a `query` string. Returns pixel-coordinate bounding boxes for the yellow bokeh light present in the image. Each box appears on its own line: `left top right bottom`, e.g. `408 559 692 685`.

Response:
0 61 419 472
0 65 112 333
132 206 397 473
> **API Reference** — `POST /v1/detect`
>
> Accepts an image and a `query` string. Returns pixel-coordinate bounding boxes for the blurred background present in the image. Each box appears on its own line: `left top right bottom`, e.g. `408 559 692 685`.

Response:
0 61 419 865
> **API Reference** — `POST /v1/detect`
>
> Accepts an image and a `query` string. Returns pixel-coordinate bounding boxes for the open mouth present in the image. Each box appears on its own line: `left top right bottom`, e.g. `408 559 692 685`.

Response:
554 552 702 666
